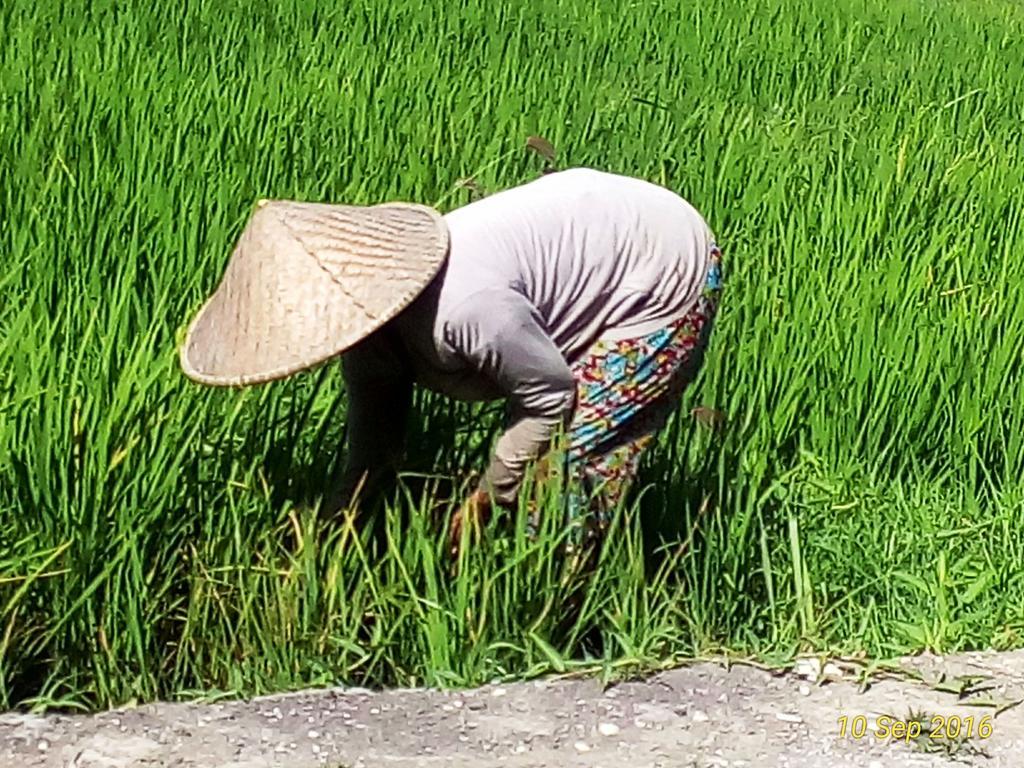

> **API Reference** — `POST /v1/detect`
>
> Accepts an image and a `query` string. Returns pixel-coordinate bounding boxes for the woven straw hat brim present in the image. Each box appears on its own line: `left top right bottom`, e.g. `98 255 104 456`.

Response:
180 199 449 387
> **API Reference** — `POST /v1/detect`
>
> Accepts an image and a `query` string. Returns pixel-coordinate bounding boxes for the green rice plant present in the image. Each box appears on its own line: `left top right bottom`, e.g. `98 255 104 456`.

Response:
1 0 1024 711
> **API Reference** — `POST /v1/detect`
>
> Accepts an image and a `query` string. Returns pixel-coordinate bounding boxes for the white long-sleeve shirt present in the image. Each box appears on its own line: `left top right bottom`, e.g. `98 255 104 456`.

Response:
341 168 716 505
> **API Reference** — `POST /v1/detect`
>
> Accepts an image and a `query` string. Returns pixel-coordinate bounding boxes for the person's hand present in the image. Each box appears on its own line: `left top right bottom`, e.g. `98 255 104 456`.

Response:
320 465 373 525
448 488 492 560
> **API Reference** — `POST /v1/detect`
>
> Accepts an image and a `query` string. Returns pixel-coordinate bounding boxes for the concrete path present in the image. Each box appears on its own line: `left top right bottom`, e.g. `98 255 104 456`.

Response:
4 650 1024 767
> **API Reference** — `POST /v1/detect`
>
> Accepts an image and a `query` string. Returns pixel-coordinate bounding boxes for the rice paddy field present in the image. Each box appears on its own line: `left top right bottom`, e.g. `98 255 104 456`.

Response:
2 0 1024 713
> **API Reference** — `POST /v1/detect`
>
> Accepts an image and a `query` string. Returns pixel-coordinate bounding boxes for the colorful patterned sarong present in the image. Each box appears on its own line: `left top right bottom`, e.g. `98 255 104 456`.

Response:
560 245 724 544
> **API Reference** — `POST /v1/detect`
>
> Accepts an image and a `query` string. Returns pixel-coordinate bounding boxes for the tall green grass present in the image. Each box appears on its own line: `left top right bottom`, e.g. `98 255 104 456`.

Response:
2 0 1024 711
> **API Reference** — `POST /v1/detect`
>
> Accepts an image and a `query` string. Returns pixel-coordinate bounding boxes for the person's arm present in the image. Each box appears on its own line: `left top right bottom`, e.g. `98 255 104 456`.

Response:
333 332 414 512
445 290 578 508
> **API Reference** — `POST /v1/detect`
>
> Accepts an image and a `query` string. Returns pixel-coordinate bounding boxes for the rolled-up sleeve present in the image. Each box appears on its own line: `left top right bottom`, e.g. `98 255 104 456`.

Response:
444 289 577 505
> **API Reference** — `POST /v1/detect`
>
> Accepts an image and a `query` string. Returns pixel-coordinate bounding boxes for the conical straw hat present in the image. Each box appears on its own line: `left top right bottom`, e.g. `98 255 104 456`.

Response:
180 198 449 386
